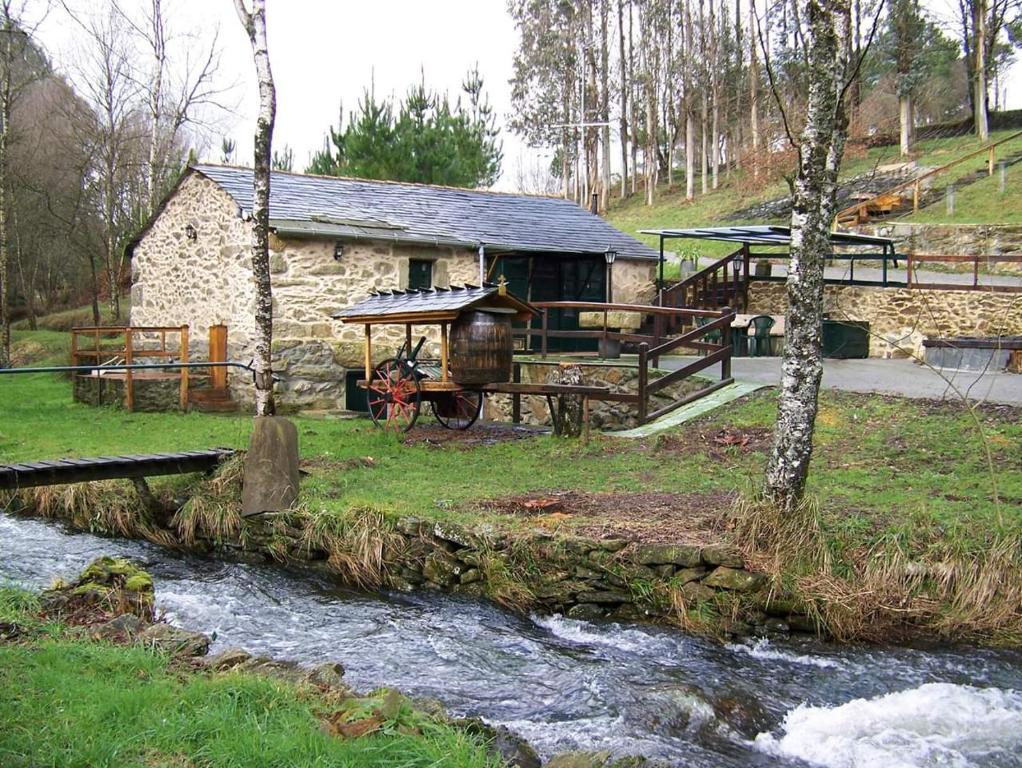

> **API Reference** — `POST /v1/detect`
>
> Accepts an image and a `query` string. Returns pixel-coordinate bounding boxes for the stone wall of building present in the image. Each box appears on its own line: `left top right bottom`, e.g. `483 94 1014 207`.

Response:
747 281 1022 357
610 260 658 304
132 173 660 411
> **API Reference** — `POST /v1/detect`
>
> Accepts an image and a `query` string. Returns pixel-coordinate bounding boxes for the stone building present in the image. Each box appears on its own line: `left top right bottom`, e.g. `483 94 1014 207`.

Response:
128 165 658 410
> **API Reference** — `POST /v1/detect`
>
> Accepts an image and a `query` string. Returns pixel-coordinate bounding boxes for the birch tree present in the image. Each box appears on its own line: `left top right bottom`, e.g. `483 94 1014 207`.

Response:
234 0 276 417
763 0 853 512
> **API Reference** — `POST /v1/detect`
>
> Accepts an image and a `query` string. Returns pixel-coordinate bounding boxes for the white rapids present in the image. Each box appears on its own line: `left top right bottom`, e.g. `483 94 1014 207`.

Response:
754 682 1022 768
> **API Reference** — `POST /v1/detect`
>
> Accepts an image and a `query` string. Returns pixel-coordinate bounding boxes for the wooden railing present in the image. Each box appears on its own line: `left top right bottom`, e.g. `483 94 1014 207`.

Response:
660 246 749 315
835 129 1022 226
905 253 1022 292
512 301 735 426
70 325 190 411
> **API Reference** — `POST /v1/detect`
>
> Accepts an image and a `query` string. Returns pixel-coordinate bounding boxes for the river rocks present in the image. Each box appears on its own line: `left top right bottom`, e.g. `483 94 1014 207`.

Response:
699 545 745 568
702 567 766 593
89 613 146 641
568 603 608 620
577 589 632 605
431 521 481 549
140 623 211 657
457 718 542 768
546 750 667 768
422 551 465 588
630 544 702 568
203 647 252 671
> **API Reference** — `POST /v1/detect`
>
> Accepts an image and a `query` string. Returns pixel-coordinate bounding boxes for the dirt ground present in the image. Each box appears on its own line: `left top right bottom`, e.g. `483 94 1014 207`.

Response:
478 489 735 545
402 422 548 449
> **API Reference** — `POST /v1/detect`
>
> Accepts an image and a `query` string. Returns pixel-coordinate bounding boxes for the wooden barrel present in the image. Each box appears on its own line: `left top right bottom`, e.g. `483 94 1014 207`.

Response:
450 310 513 385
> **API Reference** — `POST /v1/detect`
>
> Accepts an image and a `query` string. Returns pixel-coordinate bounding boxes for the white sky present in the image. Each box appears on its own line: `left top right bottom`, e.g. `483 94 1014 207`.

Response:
31 0 1022 192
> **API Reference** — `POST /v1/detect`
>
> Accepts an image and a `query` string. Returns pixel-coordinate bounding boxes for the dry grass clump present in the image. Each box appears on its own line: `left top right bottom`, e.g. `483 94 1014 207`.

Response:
476 541 535 611
26 481 149 538
725 492 1022 644
300 506 405 588
171 455 245 547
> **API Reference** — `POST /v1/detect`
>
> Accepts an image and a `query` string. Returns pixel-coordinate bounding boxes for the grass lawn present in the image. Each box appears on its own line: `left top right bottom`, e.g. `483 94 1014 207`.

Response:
0 588 497 768
3 328 1019 563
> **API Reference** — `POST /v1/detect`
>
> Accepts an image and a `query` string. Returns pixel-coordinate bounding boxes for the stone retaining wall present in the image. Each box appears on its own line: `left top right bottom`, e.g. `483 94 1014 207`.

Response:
853 222 1022 274
10 490 796 636
747 281 1022 358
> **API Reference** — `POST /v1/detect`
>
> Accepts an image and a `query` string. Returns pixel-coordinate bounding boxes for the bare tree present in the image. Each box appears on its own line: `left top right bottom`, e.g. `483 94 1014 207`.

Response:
128 0 227 211
65 2 143 321
0 0 48 366
234 0 276 417
763 0 854 512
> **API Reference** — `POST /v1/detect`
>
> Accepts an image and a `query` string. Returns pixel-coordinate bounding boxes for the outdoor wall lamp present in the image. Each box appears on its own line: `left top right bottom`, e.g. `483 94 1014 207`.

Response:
333 242 345 261
604 249 617 303
185 224 197 241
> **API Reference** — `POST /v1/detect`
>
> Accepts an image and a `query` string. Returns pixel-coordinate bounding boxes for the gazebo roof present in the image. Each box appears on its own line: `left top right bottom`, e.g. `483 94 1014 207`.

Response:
334 284 536 325
639 225 894 248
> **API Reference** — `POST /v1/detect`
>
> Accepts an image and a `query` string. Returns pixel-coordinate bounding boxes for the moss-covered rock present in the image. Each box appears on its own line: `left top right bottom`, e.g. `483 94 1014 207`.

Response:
629 544 702 568
42 556 155 621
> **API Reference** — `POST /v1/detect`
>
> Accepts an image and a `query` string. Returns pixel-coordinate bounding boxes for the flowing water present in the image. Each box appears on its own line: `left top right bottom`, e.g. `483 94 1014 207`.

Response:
3 511 1022 768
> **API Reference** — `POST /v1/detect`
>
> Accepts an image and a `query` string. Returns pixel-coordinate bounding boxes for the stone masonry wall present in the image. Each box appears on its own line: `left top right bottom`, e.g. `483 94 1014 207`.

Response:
610 260 658 304
747 281 1022 358
853 222 1022 274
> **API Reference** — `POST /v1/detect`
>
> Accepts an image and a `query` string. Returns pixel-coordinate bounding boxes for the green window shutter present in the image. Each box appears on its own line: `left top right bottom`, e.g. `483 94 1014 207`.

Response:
408 259 433 290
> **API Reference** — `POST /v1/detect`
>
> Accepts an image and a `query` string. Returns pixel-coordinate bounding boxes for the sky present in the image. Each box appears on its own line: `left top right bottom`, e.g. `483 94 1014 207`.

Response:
30 0 1022 192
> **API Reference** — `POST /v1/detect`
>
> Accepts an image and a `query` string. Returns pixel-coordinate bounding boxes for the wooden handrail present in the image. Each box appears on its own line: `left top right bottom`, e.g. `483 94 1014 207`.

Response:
835 129 1022 224
665 246 745 296
528 300 722 318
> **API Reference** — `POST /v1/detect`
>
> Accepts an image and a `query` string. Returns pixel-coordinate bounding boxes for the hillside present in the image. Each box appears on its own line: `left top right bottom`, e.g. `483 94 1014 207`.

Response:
606 130 1022 251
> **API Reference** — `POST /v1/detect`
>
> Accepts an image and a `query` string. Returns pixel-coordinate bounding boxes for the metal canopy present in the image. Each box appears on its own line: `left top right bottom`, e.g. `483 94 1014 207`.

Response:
639 225 894 249
334 284 536 324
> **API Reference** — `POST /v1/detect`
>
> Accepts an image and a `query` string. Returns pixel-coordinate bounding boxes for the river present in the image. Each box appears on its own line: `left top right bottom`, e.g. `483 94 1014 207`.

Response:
2 511 1021 767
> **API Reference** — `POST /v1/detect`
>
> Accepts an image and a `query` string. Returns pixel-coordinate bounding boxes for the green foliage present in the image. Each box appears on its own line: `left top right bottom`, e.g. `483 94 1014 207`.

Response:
306 67 502 188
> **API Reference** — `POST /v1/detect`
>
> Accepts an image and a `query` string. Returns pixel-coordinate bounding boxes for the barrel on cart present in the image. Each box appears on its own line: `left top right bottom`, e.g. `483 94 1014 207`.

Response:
333 284 536 432
450 310 514 385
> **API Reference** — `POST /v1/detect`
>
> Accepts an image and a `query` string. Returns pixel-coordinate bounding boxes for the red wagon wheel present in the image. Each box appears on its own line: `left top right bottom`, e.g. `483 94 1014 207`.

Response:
367 358 421 432
431 390 483 430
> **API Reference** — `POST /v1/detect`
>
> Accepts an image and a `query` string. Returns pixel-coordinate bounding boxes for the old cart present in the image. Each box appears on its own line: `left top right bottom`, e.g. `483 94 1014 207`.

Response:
334 284 540 432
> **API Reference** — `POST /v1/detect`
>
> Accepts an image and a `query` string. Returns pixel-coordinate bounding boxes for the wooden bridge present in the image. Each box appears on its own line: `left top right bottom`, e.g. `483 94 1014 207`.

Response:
0 449 235 491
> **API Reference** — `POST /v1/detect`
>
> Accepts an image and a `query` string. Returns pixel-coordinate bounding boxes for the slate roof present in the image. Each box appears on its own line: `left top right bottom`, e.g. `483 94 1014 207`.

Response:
192 164 658 261
640 225 894 249
334 284 535 323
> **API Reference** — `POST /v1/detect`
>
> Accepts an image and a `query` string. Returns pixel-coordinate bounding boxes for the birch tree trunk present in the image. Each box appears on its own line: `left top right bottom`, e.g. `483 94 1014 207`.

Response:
599 0 611 212
973 0 988 141
764 0 851 512
899 94 913 156
235 0 276 417
749 0 761 182
617 0 628 199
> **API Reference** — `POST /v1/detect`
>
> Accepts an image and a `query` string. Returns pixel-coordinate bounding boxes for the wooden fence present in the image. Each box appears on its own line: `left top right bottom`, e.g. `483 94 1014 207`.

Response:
71 325 190 411
512 301 735 425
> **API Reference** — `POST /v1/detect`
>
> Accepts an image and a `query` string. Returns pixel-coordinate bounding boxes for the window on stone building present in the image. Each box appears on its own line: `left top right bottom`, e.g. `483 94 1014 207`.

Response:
408 259 433 290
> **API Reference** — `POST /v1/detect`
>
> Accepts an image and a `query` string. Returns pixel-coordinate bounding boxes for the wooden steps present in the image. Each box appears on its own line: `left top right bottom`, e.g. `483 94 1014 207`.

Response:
188 388 238 413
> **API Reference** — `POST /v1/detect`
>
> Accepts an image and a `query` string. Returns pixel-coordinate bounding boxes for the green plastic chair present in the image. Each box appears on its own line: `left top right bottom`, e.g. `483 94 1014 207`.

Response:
747 315 776 357
695 316 722 355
